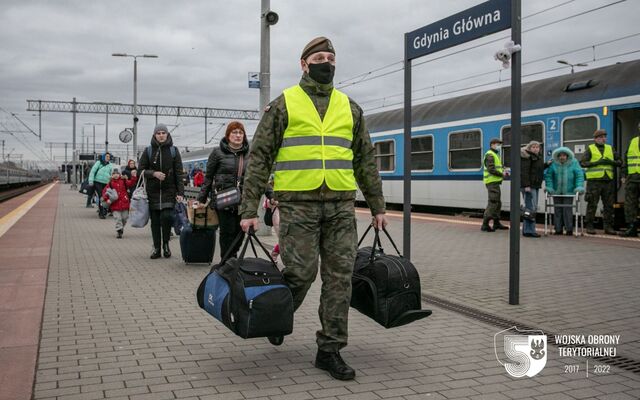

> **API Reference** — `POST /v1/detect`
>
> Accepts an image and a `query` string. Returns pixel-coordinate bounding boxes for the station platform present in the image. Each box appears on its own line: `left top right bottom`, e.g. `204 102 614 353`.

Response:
1 183 639 400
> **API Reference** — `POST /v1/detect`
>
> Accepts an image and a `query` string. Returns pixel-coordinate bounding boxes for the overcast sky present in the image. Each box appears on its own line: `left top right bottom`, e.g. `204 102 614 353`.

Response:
1 0 638 167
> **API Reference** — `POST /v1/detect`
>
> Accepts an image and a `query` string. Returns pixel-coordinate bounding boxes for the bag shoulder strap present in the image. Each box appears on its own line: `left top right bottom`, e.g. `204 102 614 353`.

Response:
236 154 244 187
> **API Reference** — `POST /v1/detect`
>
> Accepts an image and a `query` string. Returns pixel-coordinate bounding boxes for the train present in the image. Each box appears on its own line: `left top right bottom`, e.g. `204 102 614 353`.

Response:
182 59 640 216
0 165 43 188
364 59 640 214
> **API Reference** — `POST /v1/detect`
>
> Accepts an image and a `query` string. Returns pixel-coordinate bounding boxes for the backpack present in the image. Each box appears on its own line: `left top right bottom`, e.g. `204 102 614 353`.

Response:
146 145 176 161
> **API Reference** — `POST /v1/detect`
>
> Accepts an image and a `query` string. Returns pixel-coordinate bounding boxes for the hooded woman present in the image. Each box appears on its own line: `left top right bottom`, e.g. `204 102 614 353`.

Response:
138 123 185 259
88 152 113 219
544 147 585 235
197 121 249 259
520 141 546 237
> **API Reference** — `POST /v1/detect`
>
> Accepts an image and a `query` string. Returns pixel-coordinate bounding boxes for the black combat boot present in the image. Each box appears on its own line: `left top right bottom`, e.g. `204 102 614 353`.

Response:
150 247 161 259
315 350 356 381
493 220 509 230
620 221 638 237
586 225 596 235
163 242 171 258
481 217 494 232
116 229 123 239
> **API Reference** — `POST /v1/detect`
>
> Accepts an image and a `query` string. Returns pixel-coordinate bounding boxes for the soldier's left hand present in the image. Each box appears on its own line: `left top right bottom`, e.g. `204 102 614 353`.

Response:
373 213 388 230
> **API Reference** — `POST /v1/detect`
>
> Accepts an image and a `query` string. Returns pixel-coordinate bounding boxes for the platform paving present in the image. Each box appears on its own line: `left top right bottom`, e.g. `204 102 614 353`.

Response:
29 187 640 399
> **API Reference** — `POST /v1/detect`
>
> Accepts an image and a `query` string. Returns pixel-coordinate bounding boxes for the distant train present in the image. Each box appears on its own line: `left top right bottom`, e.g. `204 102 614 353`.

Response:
364 59 640 213
182 60 640 215
0 165 42 188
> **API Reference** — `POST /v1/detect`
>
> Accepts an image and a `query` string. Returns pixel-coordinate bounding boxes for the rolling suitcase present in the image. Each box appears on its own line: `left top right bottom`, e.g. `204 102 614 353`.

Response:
351 225 432 328
196 229 293 339
180 224 216 264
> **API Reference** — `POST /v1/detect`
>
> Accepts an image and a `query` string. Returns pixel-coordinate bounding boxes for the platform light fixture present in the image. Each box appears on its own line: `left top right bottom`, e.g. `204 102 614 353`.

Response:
111 53 159 159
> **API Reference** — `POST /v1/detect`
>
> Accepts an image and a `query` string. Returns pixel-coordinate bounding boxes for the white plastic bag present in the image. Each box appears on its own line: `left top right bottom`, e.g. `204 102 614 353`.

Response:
129 172 149 228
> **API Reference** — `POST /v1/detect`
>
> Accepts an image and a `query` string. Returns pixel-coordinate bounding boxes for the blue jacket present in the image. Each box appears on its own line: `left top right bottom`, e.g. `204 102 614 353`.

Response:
88 153 113 185
544 147 585 195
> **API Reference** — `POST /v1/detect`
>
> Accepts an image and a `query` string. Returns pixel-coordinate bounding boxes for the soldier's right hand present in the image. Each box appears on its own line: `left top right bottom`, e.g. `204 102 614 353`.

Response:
240 218 259 233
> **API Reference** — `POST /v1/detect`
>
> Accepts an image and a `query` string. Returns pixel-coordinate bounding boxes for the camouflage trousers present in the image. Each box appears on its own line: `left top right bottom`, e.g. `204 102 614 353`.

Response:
585 180 615 228
483 183 502 220
624 179 640 224
278 200 357 352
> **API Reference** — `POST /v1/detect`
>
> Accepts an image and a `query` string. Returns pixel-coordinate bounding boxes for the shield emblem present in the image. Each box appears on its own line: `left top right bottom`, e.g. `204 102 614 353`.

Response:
494 327 547 378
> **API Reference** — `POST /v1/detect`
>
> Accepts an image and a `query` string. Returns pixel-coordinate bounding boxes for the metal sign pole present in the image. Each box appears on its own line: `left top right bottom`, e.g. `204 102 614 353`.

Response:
508 0 522 305
403 34 412 261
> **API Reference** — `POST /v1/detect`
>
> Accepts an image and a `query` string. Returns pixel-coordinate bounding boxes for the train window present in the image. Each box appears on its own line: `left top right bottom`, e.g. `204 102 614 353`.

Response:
449 130 481 170
562 116 598 155
411 136 433 171
374 140 395 172
501 123 544 167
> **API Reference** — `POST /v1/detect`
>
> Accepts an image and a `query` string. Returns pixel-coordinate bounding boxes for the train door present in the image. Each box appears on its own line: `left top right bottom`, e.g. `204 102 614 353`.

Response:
613 107 640 204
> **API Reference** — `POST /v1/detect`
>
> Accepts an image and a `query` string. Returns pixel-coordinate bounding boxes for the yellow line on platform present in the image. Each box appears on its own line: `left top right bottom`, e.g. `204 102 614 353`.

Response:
0 183 56 239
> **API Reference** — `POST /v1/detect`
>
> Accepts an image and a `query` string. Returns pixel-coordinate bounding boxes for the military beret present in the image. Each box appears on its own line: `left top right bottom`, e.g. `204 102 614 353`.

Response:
593 129 607 138
489 137 503 145
300 36 335 60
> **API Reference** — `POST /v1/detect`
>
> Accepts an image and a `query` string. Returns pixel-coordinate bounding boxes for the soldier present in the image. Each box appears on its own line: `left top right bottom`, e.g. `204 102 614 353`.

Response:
620 122 640 237
579 129 622 235
239 37 387 381
481 138 509 232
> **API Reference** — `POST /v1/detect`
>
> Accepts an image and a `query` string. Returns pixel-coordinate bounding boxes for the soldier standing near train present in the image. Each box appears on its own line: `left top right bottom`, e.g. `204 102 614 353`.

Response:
620 122 640 237
481 138 509 232
239 37 387 381
579 129 621 235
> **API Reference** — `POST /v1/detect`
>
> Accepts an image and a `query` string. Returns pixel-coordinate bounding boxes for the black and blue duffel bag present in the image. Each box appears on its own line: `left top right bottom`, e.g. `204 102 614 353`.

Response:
196 229 293 339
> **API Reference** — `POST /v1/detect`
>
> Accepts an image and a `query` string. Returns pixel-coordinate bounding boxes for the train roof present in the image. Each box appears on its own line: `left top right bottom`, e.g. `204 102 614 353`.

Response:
365 59 640 133
180 148 212 162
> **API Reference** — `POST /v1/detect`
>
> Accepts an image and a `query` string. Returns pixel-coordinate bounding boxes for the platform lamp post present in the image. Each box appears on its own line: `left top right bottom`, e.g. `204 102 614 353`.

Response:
112 53 158 160
557 59 588 74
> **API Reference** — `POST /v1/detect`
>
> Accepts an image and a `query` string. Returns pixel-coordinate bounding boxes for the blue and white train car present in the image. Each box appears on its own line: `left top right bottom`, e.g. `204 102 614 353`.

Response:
364 59 640 213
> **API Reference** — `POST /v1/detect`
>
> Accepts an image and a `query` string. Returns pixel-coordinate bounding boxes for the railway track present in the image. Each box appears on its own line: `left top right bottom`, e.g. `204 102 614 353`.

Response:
0 181 48 203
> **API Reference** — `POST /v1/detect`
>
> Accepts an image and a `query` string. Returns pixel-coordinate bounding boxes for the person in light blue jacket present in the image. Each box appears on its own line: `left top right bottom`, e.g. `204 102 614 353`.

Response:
544 147 585 235
88 152 113 219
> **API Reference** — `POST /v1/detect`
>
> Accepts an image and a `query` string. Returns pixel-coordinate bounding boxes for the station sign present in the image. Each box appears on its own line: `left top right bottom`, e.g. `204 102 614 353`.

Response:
406 0 511 60
78 153 96 161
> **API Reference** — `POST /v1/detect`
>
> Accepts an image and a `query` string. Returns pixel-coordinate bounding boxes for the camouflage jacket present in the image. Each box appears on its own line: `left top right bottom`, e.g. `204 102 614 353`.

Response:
239 73 385 219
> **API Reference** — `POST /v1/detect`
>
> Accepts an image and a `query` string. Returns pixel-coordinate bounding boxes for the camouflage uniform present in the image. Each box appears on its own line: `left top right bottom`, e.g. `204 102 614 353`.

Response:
483 151 502 221
579 144 622 230
622 136 640 224
240 73 385 352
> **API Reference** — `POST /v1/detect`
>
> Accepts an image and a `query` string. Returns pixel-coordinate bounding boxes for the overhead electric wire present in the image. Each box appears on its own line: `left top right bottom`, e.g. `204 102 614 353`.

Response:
358 31 640 107
362 47 640 113
337 0 627 89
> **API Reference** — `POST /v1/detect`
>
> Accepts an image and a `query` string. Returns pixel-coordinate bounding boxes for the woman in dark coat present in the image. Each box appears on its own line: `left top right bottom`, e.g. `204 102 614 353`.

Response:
520 140 546 237
197 121 249 259
138 124 185 259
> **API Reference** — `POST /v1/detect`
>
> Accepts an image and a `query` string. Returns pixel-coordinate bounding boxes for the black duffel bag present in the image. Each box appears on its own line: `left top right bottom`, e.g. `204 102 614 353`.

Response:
196 229 294 339
351 225 432 328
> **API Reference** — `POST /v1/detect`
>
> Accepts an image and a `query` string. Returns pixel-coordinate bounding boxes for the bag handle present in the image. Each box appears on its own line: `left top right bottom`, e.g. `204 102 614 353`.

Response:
357 224 402 263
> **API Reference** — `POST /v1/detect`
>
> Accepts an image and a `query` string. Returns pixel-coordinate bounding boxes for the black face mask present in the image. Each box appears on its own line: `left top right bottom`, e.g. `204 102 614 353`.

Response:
307 62 335 84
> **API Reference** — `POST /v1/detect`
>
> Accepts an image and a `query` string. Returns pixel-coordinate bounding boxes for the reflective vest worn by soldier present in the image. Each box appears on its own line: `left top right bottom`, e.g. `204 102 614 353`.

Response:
274 84 357 191
585 143 615 180
483 149 504 184
627 137 640 176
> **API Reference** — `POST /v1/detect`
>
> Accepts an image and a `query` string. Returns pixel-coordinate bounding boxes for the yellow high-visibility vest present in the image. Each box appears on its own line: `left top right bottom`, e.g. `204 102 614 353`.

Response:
483 150 503 184
585 144 614 180
627 137 640 175
274 85 356 191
